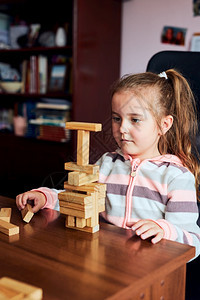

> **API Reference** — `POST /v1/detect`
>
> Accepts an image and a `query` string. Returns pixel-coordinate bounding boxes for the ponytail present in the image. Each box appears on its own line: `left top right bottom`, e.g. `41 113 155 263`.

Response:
158 69 200 200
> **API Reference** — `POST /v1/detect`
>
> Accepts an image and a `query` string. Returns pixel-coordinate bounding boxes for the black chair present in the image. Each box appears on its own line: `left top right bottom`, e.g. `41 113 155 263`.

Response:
147 50 200 300
146 50 200 111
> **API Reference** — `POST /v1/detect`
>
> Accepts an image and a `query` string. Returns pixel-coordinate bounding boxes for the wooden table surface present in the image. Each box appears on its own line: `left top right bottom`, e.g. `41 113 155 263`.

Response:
0 196 195 300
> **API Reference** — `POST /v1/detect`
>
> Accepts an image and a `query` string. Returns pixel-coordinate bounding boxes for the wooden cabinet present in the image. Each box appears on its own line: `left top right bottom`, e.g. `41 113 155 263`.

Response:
0 0 121 197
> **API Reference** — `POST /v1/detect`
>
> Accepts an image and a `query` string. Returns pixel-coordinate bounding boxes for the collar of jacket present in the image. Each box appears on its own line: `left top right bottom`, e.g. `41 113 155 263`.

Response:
115 148 184 168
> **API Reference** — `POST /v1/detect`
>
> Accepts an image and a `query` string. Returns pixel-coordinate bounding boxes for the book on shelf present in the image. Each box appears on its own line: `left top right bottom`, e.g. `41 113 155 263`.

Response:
27 98 71 142
37 125 70 142
21 60 27 93
29 55 39 93
33 98 71 122
36 102 71 110
21 55 71 95
13 98 71 142
29 118 66 127
24 101 38 138
38 55 48 94
21 55 48 94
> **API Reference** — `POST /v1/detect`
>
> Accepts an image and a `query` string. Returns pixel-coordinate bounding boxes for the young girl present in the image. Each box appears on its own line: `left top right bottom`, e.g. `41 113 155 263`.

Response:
16 69 200 258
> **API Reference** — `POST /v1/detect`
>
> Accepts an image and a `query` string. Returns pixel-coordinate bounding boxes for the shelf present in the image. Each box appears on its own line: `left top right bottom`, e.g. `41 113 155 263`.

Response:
0 91 72 100
0 46 73 55
0 131 71 145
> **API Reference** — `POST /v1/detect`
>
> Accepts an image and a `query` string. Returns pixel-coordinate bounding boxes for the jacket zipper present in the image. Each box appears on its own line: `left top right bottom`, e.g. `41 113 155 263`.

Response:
122 158 140 228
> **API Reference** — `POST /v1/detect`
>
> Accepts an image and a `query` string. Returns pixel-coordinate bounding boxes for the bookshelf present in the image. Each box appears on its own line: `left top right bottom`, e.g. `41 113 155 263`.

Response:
0 0 121 197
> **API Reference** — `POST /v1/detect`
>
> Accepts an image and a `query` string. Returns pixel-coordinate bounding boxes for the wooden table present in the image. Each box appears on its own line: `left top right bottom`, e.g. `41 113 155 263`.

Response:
0 196 195 300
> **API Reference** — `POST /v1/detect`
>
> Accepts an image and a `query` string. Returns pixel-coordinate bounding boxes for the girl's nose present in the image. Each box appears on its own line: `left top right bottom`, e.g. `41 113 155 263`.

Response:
120 119 129 134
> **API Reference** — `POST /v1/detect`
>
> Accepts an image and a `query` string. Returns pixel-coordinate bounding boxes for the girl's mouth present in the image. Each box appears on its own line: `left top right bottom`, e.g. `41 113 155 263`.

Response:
121 139 133 142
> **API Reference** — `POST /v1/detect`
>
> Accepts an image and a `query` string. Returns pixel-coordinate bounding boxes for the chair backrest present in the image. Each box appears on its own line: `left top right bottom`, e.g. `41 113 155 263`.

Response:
146 50 200 112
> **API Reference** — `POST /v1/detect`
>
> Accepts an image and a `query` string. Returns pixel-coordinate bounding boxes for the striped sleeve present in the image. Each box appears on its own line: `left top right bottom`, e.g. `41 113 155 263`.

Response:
156 171 200 259
32 187 63 211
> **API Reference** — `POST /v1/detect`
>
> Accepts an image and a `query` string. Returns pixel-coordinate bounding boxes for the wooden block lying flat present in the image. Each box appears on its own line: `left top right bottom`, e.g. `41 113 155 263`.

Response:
64 182 98 193
64 162 99 174
0 283 24 299
0 219 19 236
68 171 99 186
75 172 99 186
21 204 34 223
0 208 11 222
65 122 102 132
58 191 92 204
64 181 105 195
68 171 85 186
0 277 42 299
60 206 93 219
59 200 92 212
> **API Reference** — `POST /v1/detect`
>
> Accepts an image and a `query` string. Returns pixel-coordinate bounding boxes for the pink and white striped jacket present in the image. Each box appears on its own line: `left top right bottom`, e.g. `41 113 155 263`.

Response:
36 150 200 258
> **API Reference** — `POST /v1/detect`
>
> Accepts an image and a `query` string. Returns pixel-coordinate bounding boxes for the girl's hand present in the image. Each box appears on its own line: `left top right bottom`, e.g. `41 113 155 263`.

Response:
127 219 164 244
16 191 46 213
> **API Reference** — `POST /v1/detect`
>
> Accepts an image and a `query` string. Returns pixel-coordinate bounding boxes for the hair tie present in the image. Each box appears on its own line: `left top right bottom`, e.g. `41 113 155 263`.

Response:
158 71 168 79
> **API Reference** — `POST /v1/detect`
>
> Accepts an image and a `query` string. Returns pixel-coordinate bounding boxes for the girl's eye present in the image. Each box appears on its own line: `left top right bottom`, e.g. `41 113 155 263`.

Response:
112 116 121 123
132 118 140 123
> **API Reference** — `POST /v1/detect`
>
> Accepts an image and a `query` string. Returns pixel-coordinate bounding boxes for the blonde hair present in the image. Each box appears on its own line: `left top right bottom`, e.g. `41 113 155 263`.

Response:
111 69 200 200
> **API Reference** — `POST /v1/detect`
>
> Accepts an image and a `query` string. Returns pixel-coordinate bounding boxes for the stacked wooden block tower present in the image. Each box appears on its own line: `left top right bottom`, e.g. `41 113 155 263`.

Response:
58 122 106 233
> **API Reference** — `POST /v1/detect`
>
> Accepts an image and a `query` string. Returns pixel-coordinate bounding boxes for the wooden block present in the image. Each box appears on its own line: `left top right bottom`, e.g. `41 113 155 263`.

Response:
60 206 92 219
76 173 99 186
76 217 86 228
68 172 99 186
64 162 99 174
68 171 85 186
0 277 42 299
0 208 11 222
64 182 99 193
0 219 19 236
98 201 105 213
64 181 106 194
0 282 24 299
66 215 75 227
77 130 90 166
1 233 19 244
95 182 107 196
80 193 99 228
86 218 92 227
59 200 92 212
21 204 34 223
65 222 99 233
65 122 102 132
58 191 92 205
90 192 99 228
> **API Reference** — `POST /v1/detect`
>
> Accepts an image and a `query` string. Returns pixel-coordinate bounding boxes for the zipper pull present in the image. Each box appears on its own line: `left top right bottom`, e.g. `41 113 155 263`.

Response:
131 171 136 177
130 158 140 177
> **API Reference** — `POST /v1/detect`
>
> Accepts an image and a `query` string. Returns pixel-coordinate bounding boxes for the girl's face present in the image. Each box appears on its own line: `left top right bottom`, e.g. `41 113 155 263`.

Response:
112 91 162 160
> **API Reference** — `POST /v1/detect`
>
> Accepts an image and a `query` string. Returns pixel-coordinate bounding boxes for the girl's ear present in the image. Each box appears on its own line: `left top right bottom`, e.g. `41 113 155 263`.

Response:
160 115 173 135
